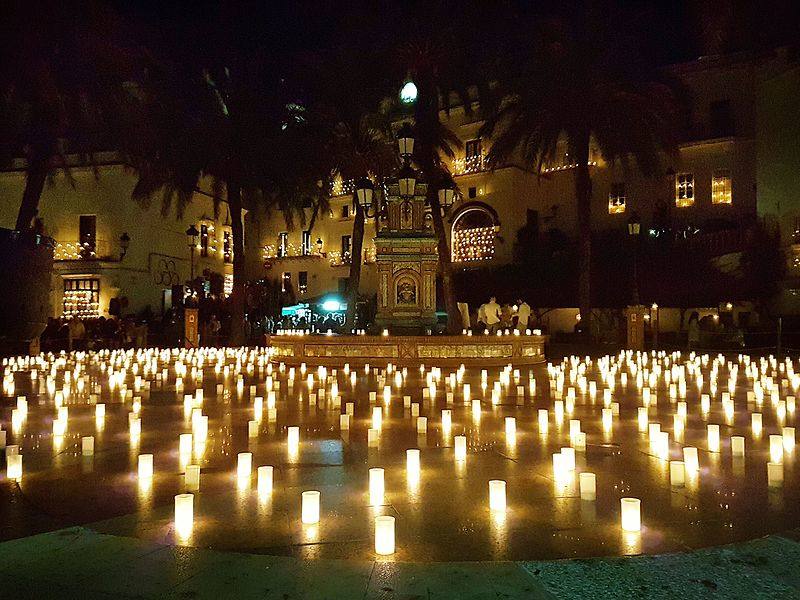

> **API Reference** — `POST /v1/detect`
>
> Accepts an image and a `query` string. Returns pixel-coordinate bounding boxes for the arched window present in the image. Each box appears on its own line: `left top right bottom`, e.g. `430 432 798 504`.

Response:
451 207 497 263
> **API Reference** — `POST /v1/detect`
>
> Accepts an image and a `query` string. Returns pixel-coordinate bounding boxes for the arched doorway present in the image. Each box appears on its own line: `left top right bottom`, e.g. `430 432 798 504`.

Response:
451 206 497 263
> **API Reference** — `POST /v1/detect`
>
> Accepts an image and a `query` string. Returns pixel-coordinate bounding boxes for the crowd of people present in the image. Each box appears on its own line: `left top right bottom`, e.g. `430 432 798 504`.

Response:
469 297 533 334
40 315 148 352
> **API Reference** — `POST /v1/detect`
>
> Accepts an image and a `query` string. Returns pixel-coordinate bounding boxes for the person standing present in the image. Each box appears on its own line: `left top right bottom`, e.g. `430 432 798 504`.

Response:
485 297 501 334
516 299 531 331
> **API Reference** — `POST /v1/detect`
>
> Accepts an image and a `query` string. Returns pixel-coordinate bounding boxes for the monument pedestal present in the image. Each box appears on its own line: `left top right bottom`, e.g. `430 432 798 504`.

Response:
374 179 438 330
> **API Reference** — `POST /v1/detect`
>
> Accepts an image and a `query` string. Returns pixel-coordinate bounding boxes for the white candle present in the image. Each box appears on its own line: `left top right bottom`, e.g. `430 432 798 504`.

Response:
138 454 153 479
369 468 385 506
683 447 699 472
301 490 320 523
770 435 784 464
374 515 395 555
579 472 596 500
257 465 273 496
237 452 252 480
406 448 420 479
707 424 720 452
669 460 685 486
767 462 783 487
185 464 200 491
417 416 427 433
174 493 193 538
620 497 641 531
488 479 506 512
731 436 745 457
6 454 22 480
81 436 94 456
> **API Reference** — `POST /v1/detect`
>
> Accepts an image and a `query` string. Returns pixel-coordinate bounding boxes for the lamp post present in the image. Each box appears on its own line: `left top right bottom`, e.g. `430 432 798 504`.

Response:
119 232 130 260
627 211 641 306
186 225 199 282
355 177 379 218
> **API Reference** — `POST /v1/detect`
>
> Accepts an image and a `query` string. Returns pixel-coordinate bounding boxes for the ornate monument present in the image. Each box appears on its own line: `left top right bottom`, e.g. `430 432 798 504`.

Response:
374 174 438 330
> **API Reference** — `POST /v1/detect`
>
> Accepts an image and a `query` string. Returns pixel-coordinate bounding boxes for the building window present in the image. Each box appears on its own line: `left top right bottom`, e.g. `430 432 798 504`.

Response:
223 230 233 263
79 215 97 258
709 99 735 138
301 230 312 255
299 271 308 294
199 224 209 257
278 232 288 257
341 235 351 263
675 173 694 207
281 271 292 293
712 170 732 204
63 278 100 318
451 208 496 263
608 183 626 214
341 204 350 219
464 139 483 173
223 273 233 297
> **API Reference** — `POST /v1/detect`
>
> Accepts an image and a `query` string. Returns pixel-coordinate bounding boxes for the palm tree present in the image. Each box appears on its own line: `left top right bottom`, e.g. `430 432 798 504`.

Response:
294 46 397 331
0 2 140 231
481 10 680 334
126 41 303 345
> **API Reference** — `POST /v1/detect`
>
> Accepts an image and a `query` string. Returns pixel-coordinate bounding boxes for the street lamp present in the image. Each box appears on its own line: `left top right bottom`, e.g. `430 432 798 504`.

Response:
186 224 199 281
396 122 415 161
438 179 457 212
355 176 382 218
119 232 130 260
397 163 417 197
627 211 641 306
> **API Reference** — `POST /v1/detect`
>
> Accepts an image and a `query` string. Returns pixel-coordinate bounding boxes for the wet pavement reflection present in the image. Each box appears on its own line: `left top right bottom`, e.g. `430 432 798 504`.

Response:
1 349 799 561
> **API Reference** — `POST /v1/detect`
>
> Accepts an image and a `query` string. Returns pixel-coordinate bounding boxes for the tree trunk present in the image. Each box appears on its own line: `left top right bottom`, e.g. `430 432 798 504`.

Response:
228 181 246 346
428 187 460 333
344 200 365 331
16 155 49 232
573 134 593 336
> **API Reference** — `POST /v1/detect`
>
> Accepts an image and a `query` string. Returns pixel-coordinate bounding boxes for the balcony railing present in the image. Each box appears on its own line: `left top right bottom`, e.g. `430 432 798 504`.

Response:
54 240 116 261
453 154 487 176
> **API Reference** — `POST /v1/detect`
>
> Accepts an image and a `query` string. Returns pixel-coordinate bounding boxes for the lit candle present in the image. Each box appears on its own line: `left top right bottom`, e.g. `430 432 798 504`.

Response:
454 435 467 461
369 468 385 506
707 424 720 452
138 454 153 479
185 464 200 491
731 436 745 457
620 497 641 532
770 435 784 464
174 493 193 538
288 426 300 449
374 515 395 555
669 460 685 486
237 452 252 480
488 479 506 512
6 454 22 480
683 446 699 472
417 416 427 433
579 472 596 500
257 465 273 496
406 448 420 479
767 462 783 488
301 490 320 524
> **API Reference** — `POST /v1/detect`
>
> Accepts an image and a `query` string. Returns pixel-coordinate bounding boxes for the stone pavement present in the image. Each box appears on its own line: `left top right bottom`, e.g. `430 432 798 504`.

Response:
1 526 800 599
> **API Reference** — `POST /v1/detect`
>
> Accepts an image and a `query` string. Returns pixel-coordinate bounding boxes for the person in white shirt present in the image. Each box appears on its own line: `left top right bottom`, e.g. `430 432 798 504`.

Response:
516 299 531 331
484 297 501 333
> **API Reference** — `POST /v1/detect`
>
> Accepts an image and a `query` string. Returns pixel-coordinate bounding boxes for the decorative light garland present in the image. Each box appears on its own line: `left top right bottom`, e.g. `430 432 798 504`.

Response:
453 226 496 263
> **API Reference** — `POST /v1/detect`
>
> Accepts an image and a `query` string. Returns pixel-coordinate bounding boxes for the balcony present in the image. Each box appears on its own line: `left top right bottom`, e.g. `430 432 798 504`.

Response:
453 154 487 176
54 240 117 261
